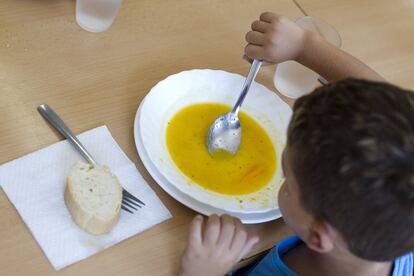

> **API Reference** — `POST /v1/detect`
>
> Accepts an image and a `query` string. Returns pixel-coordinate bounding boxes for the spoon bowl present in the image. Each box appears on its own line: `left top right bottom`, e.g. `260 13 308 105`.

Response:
207 112 241 155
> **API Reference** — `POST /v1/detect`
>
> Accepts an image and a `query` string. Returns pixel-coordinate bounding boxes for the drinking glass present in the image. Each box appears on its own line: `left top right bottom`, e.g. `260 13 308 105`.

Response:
76 0 123 32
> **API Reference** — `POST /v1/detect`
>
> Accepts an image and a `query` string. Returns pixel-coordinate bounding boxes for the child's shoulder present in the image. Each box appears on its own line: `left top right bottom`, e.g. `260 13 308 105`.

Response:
393 252 413 276
247 236 413 276
247 236 301 276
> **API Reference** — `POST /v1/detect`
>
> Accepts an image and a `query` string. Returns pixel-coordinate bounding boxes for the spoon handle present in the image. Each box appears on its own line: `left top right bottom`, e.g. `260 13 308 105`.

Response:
232 59 262 114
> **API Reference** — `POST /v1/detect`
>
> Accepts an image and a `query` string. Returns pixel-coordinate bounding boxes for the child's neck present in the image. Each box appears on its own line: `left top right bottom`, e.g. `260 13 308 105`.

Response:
283 243 393 276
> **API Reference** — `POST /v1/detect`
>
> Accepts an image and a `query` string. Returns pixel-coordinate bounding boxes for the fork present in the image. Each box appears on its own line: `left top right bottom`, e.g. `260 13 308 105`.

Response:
37 104 145 213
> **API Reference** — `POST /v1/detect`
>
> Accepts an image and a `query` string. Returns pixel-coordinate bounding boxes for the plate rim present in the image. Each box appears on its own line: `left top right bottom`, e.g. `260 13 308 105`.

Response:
133 95 282 224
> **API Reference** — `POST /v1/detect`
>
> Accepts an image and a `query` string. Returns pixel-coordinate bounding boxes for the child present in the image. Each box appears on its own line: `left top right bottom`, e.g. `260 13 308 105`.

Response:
178 12 414 276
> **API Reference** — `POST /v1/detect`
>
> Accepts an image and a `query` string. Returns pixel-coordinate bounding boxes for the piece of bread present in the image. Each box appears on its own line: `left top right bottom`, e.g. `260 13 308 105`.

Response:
65 161 122 235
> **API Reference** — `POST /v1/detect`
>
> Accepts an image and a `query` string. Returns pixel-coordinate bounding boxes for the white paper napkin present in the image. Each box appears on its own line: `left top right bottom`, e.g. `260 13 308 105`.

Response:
0 125 172 270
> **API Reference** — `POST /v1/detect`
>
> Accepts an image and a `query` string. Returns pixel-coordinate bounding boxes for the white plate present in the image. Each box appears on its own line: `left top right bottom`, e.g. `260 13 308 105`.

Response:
134 101 282 223
135 69 292 215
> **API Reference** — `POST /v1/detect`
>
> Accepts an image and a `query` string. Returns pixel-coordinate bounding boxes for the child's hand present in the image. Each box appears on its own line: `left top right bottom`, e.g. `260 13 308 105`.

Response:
245 12 306 64
179 214 259 276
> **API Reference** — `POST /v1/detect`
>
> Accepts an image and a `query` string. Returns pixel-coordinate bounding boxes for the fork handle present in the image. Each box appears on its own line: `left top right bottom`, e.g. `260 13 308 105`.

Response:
37 104 98 167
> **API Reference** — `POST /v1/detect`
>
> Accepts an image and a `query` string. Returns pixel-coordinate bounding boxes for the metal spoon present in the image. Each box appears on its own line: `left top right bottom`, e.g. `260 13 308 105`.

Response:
207 59 262 155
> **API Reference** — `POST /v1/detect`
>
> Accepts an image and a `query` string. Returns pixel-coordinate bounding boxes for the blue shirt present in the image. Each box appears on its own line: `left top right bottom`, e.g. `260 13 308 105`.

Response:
248 236 414 276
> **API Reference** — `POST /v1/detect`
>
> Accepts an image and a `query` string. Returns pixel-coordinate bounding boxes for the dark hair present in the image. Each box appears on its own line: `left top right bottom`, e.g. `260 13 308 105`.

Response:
288 78 414 261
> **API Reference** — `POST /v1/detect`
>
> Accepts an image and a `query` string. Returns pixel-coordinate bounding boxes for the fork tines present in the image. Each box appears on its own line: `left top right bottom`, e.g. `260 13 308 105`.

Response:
121 189 145 214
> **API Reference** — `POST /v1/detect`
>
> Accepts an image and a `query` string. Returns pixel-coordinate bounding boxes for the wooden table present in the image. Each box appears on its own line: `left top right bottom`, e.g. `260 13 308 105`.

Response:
2 0 414 274
0 1 301 275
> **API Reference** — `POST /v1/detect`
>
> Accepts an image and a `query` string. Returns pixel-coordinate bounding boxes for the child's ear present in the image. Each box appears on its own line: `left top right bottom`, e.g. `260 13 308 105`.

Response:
305 220 334 253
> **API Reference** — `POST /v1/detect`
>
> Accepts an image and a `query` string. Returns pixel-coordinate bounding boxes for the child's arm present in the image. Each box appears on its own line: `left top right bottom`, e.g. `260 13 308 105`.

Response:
245 12 384 82
179 215 259 276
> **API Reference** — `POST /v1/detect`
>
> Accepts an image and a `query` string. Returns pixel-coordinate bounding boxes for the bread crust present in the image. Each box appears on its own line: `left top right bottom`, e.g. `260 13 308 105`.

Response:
64 162 122 235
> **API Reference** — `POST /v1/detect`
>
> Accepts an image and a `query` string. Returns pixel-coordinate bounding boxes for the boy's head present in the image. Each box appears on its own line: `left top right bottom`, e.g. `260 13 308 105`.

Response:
278 78 414 261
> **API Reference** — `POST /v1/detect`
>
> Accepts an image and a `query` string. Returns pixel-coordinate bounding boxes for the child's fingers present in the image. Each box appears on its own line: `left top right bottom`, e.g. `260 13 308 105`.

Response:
260 12 279 23
204 215 221 245
188 215 204 245
245 31 265 46
244 44 265 60
242 54 253 63
217 215 236 247
243 54 273 66
251 20 269 33
238 235 260 261
230 218 248 253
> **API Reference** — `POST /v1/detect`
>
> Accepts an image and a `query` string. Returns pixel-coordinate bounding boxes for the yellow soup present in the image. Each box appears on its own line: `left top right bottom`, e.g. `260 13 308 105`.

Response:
166 103 276 195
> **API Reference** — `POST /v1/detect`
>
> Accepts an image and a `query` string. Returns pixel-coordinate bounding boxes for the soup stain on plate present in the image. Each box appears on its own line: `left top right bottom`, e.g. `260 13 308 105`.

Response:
166 103 277 195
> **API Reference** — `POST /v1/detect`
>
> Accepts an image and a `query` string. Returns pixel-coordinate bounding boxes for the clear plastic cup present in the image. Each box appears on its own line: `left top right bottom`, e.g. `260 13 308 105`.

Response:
273 17 341 99
76 0 123 32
